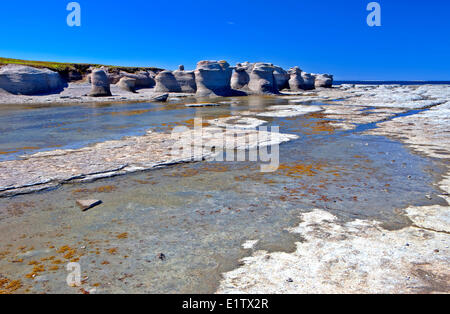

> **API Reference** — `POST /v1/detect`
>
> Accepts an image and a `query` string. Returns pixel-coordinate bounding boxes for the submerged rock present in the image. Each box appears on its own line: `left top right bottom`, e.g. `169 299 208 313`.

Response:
0 65 67 95
195 60 233 97
88 69 112 97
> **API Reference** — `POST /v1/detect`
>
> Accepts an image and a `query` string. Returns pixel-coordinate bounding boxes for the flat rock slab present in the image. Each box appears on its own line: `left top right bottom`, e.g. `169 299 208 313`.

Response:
208 116 267 129
257 105 323 118
218 199 450 294
0 128 298 197
185 103 220 107
76 199 103 211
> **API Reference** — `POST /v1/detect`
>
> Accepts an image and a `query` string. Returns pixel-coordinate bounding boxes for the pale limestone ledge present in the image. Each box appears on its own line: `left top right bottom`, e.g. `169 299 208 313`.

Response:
298 85 450 160
217 174 450 294
0 127 298 197
256 104 323 118
363 101 450 159
217 84 450 294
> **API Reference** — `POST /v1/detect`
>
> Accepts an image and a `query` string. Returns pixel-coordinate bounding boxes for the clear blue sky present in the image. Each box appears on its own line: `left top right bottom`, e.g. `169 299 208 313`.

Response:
1 0 449 80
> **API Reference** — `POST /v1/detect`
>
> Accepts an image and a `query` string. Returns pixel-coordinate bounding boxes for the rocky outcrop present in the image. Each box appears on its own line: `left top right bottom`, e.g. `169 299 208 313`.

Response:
87 68 156 88
195 60 233 97
88 69 112 97
229 62 330 93
87 67 118 84
301 72 315 90
288 67 315 91
288 67 302 91
67 70 83 82
314 74 334 88
120 71 155 89
173 70 197 93
231 62 283 95
154 70 182 93
231 62 252 90
0 65 67 95
273 66 289 91
147 70 160 79
117 77 137 93
248 63 278 94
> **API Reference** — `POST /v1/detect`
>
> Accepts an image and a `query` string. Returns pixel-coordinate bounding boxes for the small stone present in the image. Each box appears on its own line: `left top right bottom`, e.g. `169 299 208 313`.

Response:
158 253 166 261
151 93 169 102
185 103 220 107
434 249 440 253
425 195 432 200
77 199 102 211
286 278 294 283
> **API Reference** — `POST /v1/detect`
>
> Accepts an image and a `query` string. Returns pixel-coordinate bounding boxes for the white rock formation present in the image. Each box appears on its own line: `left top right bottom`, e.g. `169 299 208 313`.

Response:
117 77 136 93
313 73 334 88
88 69 112 97
195 60 233 97
154 70 182 93
0 65 66 95
248 63 278 94
173 69 197 93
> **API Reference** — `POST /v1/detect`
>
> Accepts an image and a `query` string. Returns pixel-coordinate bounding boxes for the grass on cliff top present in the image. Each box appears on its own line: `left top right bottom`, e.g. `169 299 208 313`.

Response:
0 57 163 75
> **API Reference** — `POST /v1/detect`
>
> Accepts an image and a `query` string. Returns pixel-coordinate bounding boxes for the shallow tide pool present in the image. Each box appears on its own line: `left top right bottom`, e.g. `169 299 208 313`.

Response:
0 96 445 293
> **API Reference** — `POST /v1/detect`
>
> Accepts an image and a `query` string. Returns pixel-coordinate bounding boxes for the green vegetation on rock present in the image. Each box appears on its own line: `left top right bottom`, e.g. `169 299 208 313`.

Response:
0 57 163 77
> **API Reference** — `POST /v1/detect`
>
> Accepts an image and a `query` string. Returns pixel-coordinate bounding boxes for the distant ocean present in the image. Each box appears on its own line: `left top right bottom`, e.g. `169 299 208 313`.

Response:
334 81 450 85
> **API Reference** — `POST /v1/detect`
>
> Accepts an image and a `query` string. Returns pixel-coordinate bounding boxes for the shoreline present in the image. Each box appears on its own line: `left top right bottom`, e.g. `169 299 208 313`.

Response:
217 84 450 294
